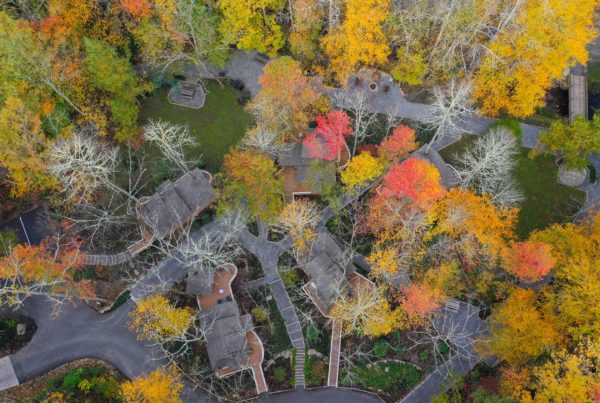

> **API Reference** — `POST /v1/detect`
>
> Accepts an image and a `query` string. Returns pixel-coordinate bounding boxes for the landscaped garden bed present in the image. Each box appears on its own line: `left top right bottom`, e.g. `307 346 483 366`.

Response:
263 355 293 391
6 360 123 402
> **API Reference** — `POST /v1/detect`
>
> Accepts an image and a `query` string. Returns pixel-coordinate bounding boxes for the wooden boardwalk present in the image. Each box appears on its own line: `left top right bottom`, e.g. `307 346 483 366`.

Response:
569 63 588 123
327 319 343 387
84 232 154 266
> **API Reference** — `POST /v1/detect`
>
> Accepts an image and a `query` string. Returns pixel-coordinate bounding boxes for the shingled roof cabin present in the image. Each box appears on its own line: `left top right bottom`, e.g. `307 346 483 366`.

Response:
137 168 216 240
195 265 267 393
279 137 350 203
299 232 372 316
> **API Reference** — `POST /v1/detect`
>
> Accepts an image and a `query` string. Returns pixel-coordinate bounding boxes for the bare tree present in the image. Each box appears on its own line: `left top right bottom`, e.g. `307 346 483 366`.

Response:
60 195 138 250
451 127 523 206
131 212 246 296
423 79 475 153
339 341 375 385
324 0 342 30
332 90 379 155
407 300 488 368
275 199 321 257
48 129 136 202
143 119 196 174
241 126 293 158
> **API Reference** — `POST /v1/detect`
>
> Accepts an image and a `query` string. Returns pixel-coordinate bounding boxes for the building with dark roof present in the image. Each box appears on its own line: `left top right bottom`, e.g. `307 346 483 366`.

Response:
199 301 254 371
186 264 215 296
298 232 374 316
279 141 349 202
137 168 216 239
193 264 267 393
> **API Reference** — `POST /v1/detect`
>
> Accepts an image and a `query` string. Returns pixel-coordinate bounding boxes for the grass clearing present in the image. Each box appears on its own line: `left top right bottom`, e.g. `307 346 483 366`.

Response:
440 134 585 238
139 80 250 173
353 361 422 394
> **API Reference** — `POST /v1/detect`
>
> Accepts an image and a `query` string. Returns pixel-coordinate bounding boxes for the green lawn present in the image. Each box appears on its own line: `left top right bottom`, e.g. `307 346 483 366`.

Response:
139 80 250 172
440 135 585 239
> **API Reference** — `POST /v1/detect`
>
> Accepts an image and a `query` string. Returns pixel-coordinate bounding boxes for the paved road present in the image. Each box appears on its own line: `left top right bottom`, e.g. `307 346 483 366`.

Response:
10 297 161 381
259 386 383 403
4 297 211 402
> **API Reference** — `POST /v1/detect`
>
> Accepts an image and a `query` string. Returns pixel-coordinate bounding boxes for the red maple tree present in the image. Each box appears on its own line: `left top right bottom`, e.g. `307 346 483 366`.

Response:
399 283 443 320
303 110 353 161
381 158 446 210
504 241 556 282
378 125 418 161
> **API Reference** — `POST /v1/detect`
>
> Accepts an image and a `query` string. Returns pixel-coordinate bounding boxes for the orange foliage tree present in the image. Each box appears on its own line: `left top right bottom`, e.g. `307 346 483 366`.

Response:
118 0 152 20
289 0 323 63
504 241 556 283
381 158 446 210
303 110 353 161
250 56 323 141
378 125 418 162
398 282 444 323
0 239 92 312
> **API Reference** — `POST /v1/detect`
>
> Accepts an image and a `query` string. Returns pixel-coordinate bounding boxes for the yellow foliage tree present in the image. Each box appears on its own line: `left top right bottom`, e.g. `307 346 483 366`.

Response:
321 0 391 82
0 96 58 196
486 288 561 365
217 0 285 57
340 152 385 191
474 0 599 118
121 366 183 403
428 188 517 261
329 281 403 337
367 247 400 277
129 295 195 342
530 214 600 340
532 338 600 402
276 199 320 253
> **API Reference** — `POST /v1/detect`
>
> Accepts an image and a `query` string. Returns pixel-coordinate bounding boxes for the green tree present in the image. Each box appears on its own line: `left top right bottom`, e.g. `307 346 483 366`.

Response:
218 149 284 223
217 0 285 57
539 115 600 170
83 37 149 141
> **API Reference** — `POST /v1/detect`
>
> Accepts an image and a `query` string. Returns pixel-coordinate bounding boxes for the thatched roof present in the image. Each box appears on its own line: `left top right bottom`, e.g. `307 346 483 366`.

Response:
199 301 253 371
137 168 216 239
186 265 215 296
300 232 355 310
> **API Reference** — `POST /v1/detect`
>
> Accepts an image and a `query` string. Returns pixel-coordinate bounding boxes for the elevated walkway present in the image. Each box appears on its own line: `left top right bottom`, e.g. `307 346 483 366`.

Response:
569 63 588 122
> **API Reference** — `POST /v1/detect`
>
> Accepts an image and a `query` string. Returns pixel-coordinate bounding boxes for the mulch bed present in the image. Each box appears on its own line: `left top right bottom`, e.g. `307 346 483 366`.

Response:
1 358 123 401
264 356 293 392
0 316 36 356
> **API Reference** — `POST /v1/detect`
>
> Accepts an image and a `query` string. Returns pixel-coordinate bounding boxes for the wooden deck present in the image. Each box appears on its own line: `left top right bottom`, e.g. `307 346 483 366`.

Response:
282 167 312 203
196 264 237 310
327 319 343 387
84 229 155 266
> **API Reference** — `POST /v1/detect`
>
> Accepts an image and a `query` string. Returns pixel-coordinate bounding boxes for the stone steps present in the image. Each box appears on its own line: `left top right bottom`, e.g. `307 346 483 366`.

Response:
294 348 305 388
